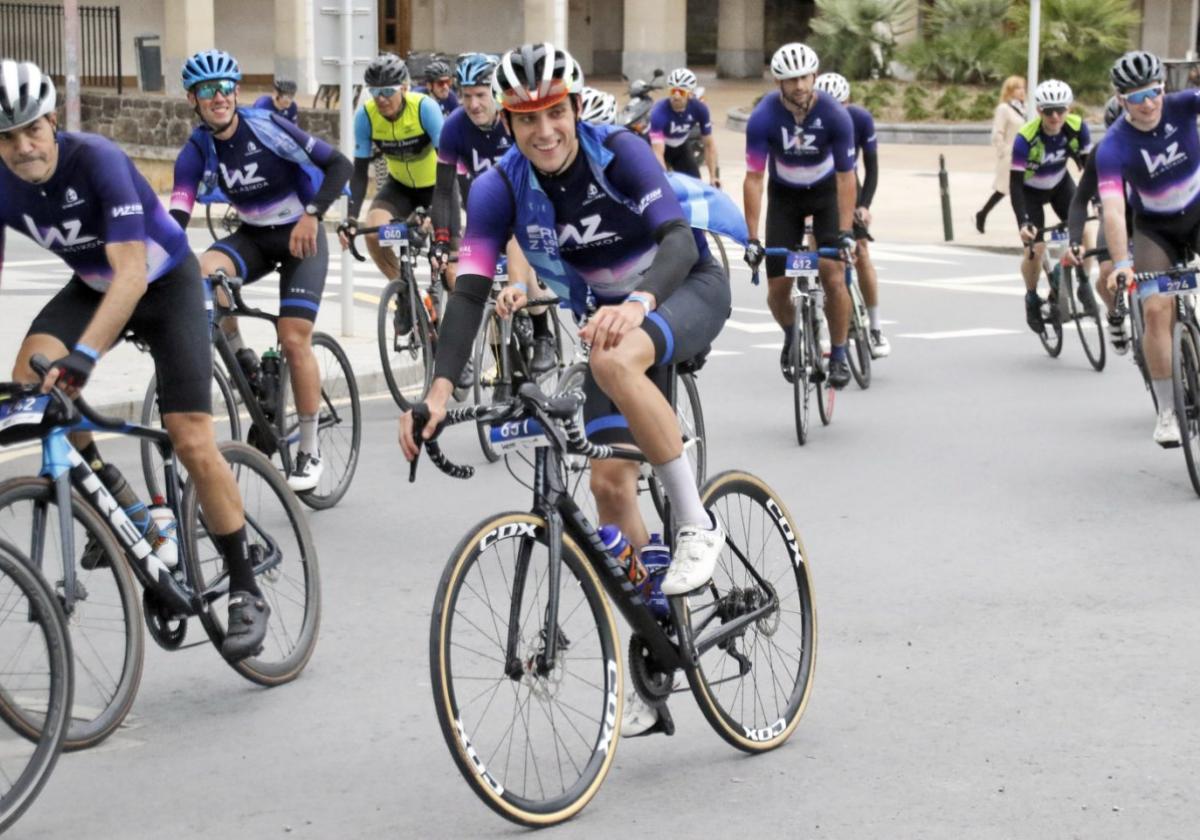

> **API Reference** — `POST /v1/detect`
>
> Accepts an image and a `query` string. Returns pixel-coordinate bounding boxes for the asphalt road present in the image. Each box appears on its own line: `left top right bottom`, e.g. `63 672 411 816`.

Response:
3 240 1199 839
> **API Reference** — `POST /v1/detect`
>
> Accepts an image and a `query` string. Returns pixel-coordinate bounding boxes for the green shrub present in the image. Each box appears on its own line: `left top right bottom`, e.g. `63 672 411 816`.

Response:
900 0 1009 84
903 84 930 120
872 79 896 98
967 90 995 120
861 84 889 113
809 0 914 80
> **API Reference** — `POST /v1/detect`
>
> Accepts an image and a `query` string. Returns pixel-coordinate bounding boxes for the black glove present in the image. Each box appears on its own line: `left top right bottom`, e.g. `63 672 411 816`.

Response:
51 348 96 390
744 238 765 271
837 230 857 261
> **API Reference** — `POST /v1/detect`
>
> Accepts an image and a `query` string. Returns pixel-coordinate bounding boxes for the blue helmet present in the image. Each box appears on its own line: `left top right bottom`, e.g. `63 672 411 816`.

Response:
456 53 498 88
181 50 242 91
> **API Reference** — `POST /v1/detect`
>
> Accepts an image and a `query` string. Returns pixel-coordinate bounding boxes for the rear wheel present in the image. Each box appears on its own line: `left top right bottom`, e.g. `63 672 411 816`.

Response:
1173 320 1200 497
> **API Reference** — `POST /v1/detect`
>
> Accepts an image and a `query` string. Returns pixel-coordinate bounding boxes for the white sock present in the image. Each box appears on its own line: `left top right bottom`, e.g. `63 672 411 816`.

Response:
298 413 320 456
652 454 709 529
1152 380 1174 414
868 306 881 331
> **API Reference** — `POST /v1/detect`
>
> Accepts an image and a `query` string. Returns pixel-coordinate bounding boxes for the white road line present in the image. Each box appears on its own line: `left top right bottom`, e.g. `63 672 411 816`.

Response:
726 319 785 334
731 306 772 315
868 248 955 265
1 258 65 268
707 349 742 356
897 328 1019 339
880 278 1024 297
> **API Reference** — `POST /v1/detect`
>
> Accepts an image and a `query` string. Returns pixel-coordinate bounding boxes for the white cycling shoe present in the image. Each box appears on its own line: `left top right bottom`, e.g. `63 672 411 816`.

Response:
870 329 892 358
660 517 725 596
287 451 324 492
1154 409 1182 448
621 691 660 737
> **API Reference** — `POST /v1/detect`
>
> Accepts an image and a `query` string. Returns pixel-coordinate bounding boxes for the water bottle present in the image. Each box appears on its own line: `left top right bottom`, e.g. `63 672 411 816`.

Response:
147 497 178 569
235 347 262 395
259 348 281 413
640 534 672 619
95 462 160 547
598 525 648 589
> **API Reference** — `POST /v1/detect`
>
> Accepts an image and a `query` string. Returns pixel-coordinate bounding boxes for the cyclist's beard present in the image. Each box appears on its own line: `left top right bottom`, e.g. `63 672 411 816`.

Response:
195 104 236 135
784 88 811 113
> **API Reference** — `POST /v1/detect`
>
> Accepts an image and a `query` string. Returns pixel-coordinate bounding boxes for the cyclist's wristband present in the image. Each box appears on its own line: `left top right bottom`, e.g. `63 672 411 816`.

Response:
511 281 528 293
1115 258 1133 270
74 343 100 362
626 292 654 315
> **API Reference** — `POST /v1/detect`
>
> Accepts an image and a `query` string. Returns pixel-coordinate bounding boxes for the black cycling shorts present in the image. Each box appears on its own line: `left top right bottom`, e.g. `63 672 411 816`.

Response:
210 221 327 321
584 256 729 447
372 176 435 223
1022 176 1075 242
1132 202 1200 271
664 144 701 178
27 255 214 415
765 179 840 277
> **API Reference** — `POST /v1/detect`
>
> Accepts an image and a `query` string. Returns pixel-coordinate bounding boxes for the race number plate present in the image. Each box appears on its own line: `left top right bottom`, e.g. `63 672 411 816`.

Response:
785 251 820 277
1158 272 1198 294
378 223 409 243
488 417 545 453
0 394 49 433
1049 227 1068 243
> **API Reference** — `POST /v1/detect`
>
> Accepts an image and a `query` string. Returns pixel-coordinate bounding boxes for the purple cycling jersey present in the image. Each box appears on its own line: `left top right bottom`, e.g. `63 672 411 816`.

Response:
0 132 189 291
252 94 299 123
745 90 856 189
648 98 712 149
436 108 513 185
1097 90 1200 218
171 113 337 226
458 131 707 299
847 104 877 156
413 87 459 117
1011 118 1092 191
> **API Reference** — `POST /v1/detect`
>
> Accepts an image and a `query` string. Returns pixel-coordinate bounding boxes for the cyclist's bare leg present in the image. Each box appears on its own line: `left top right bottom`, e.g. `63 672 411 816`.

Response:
590 332 681 465
162 412 245 534
1097 259 1116 314
1021 243 1043 293
364 206 401 281
278 316 320 417
201 249 244 348
1143 294 1175 379
857 238 879 308
14 333 97 453
590 458 648 549
819 257 851 344
766 275 795 328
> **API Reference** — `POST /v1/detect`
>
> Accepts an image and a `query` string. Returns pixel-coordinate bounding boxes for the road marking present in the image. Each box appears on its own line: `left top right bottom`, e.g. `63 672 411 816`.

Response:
868 248 955 265
897 328 1019 340
732 306 772 315
708 349 742 356
726 319 784 334
880 278 1024 297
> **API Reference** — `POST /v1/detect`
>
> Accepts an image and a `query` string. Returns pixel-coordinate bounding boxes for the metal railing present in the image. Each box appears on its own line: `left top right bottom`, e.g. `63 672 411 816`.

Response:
0 3 122 93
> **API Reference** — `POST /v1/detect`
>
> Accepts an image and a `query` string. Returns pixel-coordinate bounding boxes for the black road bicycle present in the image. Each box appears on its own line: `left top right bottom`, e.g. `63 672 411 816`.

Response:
1028 223 1106 370
0 359 320 750
413 384 816 827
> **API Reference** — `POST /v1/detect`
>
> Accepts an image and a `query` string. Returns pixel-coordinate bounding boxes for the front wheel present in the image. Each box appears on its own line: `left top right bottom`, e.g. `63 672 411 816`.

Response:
1067 268 1106 372
684 471 817 752
377 278 434 409
791 305 810 446
1038 270 1065 358
430 512 621 827
1173 320 1200 497
814 308 835 426
181 441 320 686
473 314 505 463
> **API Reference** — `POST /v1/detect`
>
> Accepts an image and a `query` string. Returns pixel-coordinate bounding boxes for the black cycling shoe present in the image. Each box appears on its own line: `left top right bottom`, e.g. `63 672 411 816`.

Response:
81 533 110 570
828 357 851 390
530 336 557 375
779 345 796 384
1025 295 1044 332
1075 281 1099 318
392 296 413 337
456 358 475 391
222 590 270 662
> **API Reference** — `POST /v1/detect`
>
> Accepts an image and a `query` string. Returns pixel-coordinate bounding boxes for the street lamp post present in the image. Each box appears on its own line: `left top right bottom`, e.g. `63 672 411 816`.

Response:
1027 0 1041 96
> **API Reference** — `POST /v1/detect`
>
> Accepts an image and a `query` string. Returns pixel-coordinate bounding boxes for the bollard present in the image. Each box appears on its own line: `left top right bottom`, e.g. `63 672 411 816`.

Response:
939 154 954 242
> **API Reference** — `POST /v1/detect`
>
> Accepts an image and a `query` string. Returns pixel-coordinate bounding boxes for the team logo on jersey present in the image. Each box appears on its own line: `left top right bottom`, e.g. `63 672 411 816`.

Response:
220 162 268 189
1141 142 1187 176
470 148 496 173
63 187 84 208
110 203 143 218
22 215 97 250
525 224 559 255
583 183 603 205
635 188 663 213
812 118 823 128
1041 149 1067 167
781 127 818 153
669 120 692 135
1164 122 1177 139
245 140 260 155
558 214 616 247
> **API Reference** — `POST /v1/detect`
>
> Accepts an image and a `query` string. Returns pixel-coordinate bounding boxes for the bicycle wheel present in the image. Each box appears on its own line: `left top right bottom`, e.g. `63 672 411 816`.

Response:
140 366 242 500
1173 320 1200 496
277 332 362 510
377 278 434 409
473 314 504 463
0 478 143 751
791 305 810 446
1067 268 1106 372
181 441 320 686
847 282 872 389
705 230 730 280
814 308 835 426
1038 271 1064 358
1130 298 1158 413
649 371 707 518
0 539 72 835
430 512 621 827
684 471 816 753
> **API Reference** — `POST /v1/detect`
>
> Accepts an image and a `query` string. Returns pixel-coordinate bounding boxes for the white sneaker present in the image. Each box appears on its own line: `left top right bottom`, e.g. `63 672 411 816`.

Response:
870 329 891 358
660 518 725 595
287 452 324 492
621 691 660 738
1154 409 1181 448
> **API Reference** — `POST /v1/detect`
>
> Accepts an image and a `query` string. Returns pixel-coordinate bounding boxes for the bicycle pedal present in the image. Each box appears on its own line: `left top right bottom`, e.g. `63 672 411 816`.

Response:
652 703 676 737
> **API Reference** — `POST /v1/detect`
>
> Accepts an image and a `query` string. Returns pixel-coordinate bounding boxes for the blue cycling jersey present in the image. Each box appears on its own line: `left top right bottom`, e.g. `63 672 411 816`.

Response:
436 108 513 192
0 132 189 290
412 87 459 117
252 94 299 123
1097 90 1200 218
745 90 856 189
649 98 712 149
847 104 877 156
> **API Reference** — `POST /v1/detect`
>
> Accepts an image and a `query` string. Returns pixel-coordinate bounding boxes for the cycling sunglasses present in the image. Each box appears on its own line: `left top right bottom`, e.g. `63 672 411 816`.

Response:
1124 85 1164 105
670 87 691 97
193 79 236 100
1039 106 1067 116
369 86 399 99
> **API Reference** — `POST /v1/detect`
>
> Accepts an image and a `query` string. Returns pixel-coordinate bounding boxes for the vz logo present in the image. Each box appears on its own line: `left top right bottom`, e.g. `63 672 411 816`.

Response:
471 148 496 173
781 127 818 153
1041 149 1067 167
558 214 616 247
1142 142 1187 176
669 120 691 134
111 203 143 218
22 215 96 249
220 161 267 188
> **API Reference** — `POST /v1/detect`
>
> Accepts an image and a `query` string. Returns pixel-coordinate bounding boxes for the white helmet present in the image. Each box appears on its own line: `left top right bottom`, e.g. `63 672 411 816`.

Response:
666 68 697 92
579 86 617 124
770 43 819 80
814 72 850 103
0 60 57 133
493 42 579 112
1034 79 1073 110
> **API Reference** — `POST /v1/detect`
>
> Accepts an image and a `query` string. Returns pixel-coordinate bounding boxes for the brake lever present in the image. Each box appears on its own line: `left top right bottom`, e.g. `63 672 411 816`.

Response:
409 403 430 483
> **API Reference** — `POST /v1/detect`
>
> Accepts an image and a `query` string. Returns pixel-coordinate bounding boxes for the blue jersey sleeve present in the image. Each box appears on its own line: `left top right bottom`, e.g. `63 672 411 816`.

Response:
604 130 687 230
169 136 205 216
828 102 856 173
419 96 444 147
252 95 273 110
270 112 336 165
458 169 514 277
1078 121 1093 156
88 141 148 244
853 107 877 155
353 105 373 159
1011 134 1031 172
648 100 670 137
695 100 713 136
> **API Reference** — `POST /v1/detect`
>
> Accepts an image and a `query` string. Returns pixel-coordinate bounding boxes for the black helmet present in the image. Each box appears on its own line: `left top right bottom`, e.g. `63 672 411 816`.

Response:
365 53 409 87
1110 50 1164 93
273 78 297 96
426 59 452 82
1103 95 1124 128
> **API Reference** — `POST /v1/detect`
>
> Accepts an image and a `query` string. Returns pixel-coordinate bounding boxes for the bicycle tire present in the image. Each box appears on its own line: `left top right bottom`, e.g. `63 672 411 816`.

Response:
1173 320 1200 496
473 314 504 463
791 304 809 446
0 477 143 751
684 470 817 753
847 280 872 389
705 230 730 280
814 307 835 426
205 203 219 241
180 441 320 686
377 278 434 409
554 363 596 517
0 539 72 835
1038 270 1065 358
430 511 621 827
140 365 241 500
279 332 362 510
649 371 707 519
1129 295 1158 412
1067 268 1106 372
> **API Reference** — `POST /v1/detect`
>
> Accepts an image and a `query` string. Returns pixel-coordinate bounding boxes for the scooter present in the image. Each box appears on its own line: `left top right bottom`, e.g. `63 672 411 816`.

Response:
619 69 665 137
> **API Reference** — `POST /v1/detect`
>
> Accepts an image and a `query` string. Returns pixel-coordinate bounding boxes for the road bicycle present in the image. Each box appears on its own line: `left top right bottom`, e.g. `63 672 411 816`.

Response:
0 537 72 834
1114 259 1162 413
0 360 320 750
413 383 815 826
140 271 361 510
1028 223 1106 370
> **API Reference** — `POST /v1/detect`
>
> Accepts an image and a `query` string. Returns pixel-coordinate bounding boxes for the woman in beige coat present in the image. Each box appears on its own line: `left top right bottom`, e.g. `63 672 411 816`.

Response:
975 75 1026 233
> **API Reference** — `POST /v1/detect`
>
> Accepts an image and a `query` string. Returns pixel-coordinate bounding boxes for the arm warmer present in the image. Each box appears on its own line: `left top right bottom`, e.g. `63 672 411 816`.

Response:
347 157 372 221
1009 171 1029 226
432 161 457 233
432 273 491 383
635 219 699 303
859 148 878 208
309 150 354 217
1068 157 1098 246
169 208 191 231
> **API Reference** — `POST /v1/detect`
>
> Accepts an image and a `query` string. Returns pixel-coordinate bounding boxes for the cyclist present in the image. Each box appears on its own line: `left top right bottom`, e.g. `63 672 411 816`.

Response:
1097 50 1200 446
413 59 459 117
399 43 741 733
170 50 353 492
648 68 718 186
814 71 890 357
252 78 299 123
432 52 557 374
339 53 444 336
1009 79 1093 333
1067 96 1125 349
0 59 268 659
742 42 858 389
580 86 618 125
